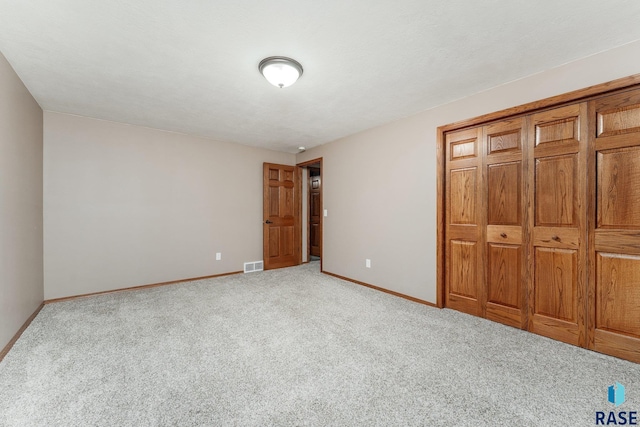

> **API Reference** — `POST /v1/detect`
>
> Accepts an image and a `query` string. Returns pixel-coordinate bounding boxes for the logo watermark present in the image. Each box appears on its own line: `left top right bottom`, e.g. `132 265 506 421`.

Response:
596 382 637 426
609 382 626 407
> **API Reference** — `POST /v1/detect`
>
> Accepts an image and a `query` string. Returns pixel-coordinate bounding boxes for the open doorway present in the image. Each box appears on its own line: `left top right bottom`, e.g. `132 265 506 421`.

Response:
297 158 323 269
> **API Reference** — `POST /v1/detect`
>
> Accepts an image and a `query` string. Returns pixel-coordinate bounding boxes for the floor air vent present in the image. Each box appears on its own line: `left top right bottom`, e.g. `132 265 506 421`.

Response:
244 261 264 273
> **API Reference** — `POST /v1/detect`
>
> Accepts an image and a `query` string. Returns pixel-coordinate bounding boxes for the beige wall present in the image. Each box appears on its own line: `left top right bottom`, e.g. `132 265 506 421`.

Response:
44 112 294 299
297 40 640 303
39 40 640 303
0 52 44 350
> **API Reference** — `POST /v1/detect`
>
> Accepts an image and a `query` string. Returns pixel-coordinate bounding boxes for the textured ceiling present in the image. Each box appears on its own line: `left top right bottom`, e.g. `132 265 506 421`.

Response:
1 1 640 153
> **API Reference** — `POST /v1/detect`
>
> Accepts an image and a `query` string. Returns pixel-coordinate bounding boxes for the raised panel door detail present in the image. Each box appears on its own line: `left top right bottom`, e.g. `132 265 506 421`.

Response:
451 138 477 159
450 168 477 225
487 243 521 309
535 117 579 146
597 147 640 228
487 162 521 225
310 224 320 247
488 130 521 154
311 193 321 216
282 186 294 217
269 187 280 217
269 168 280 181
450 240 478 299
282 226 294 256
446 128 479 157
535 155 576 226
269 227 280 258
597 104 640 137
268 227 295 259
534 248 577 322
596 253 640 338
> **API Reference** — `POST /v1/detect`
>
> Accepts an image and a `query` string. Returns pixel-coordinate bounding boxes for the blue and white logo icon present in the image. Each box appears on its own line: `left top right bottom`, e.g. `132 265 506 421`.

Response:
608 382 626 407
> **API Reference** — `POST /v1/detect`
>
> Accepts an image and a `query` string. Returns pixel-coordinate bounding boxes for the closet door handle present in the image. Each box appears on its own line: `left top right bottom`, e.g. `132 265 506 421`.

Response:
500 233 507 238
552 235 560 241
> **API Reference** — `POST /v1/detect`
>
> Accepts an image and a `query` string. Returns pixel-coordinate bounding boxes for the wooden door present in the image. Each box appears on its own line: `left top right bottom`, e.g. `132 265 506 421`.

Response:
263 163 302 270
309 169 322 258
589 89 640 363
483 118 527 328
445 127 484 316
528 104 588 346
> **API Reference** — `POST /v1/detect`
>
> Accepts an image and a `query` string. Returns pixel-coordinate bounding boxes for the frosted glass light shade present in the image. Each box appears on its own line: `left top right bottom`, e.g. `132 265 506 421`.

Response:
259 57 303 88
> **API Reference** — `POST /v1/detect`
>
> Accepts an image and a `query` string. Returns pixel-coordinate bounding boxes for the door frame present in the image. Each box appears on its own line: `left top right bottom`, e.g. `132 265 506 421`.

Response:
297 157 323 272
436 73 640 309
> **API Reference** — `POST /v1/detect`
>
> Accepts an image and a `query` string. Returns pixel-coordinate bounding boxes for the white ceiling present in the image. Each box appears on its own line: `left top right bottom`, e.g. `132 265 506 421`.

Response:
1 1 640 153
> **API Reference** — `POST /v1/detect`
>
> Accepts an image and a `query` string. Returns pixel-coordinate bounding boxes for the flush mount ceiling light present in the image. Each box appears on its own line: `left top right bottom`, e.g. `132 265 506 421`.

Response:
259 56 303 88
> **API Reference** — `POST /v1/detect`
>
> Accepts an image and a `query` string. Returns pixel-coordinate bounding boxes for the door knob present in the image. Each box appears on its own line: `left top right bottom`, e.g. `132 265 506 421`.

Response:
265 220 273 224
552 235 560 241
500 233 507 238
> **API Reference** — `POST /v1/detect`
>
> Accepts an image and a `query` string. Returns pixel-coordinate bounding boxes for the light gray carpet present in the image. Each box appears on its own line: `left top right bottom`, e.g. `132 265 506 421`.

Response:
0 263 638 426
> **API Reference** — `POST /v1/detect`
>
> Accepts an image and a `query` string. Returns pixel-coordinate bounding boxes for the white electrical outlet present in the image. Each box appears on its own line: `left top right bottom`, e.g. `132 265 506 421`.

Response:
366 259 371 268
216 252 222 261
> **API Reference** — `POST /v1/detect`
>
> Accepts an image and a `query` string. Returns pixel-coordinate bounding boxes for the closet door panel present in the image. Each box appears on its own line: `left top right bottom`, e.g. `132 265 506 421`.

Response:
450 168 478 224
535 248 578 323
597 147 640 227
488 244 521 308
449 240 478 298
487 162 521 225
593 253 640 362
535 155 577 226
597 254 640 334
486 243 522 326
591 88 640 363
529 103 587 346
532 247 581 344
596 96 640 138
445 128 484 316
589 89 640 363
484 118 527 328
535 115 579 145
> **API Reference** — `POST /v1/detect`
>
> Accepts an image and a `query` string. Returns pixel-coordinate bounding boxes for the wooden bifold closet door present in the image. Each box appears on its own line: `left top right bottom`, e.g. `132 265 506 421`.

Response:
528 103 588 347
443 84 640 363
589 89 640 362
483 118 527 329
445 118 528 328
445 127 483 317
